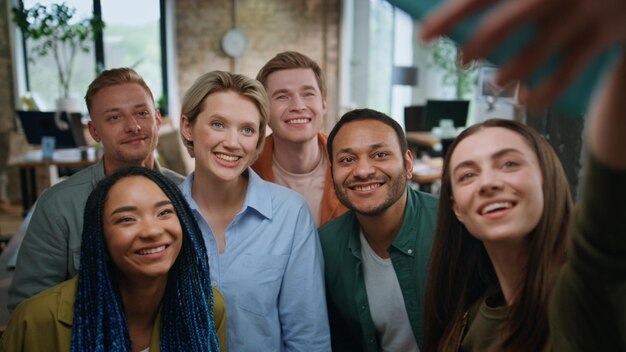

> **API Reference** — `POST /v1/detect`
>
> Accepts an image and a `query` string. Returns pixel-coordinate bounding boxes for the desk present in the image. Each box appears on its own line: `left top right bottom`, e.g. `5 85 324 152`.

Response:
406 131 440 149
412 157 443 193
8 148 97 215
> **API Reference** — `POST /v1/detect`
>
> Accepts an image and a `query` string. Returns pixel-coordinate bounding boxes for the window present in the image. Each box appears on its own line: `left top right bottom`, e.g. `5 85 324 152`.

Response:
17 0 166 113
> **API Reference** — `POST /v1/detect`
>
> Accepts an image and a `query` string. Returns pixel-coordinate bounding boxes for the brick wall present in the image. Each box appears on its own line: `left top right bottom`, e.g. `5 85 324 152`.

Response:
175 0 341 131
0 0 15 134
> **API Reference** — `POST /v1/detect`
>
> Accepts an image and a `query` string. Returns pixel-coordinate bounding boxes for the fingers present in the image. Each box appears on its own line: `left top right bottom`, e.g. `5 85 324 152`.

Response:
526 29 605 106
495 7 594 86
421 0 493 42
461 0 553 64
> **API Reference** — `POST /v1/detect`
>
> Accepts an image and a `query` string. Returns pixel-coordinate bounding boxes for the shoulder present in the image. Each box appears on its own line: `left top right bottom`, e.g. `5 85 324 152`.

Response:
159 167 186 185
10 278 76 326
408 187 439 210
32 165 100 214
319 211 356 246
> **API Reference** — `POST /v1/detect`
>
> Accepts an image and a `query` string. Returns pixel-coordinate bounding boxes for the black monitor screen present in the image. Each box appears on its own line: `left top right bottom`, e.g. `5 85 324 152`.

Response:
424 100 470 130
16 111 86 148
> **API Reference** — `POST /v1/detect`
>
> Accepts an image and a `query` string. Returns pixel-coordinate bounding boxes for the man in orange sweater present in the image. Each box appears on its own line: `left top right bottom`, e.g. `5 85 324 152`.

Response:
253 51 347 226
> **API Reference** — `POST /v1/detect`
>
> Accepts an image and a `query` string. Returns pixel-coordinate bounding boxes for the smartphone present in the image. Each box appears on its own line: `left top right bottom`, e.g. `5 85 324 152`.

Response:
389 0 619 117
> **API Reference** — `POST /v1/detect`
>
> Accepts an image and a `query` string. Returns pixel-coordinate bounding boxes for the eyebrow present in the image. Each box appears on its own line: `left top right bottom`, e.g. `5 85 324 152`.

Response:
452 148 524 174
109 200 172 216
102 103 150 115
271 85 318 97
335 142 388 156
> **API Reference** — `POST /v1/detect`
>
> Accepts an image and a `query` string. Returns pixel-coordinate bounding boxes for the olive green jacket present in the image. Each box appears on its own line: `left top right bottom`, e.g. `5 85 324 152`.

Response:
0 277 227 351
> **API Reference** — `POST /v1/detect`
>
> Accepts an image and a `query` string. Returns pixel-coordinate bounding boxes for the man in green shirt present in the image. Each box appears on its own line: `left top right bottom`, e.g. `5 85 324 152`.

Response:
319 108 437 351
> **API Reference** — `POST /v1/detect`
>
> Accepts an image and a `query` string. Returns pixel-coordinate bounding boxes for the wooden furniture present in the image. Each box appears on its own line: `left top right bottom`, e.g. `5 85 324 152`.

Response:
412 157 443 193
8 148 96 215
406 131 440 149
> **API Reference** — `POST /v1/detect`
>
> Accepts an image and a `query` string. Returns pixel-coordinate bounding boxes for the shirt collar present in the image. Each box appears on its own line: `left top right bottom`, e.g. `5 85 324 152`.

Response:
180 168 272 220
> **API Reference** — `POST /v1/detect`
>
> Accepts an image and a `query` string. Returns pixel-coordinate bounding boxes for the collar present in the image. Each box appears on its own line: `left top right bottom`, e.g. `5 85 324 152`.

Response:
346 188 421 259
180 167 273 220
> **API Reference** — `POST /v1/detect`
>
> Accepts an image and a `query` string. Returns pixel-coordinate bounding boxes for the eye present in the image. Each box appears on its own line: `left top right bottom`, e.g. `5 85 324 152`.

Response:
113 215 135 225
136 110 150 118
107 115 121 122
242 126 255 136
158 207 175 218
338 156 355 164
275 95 288 101
502 160 519 169
211 121 224 129
303 91 316 97
373 152 388 159
456 171 476 183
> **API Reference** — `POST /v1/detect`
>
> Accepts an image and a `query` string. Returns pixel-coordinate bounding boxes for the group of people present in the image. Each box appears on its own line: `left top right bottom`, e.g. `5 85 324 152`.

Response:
1 0 625 350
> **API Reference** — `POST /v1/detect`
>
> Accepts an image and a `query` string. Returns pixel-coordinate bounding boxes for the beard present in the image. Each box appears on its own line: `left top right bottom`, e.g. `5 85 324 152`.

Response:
334 170 407 217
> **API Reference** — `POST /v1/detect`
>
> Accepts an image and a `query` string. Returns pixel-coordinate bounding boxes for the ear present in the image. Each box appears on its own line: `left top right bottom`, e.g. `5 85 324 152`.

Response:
88 121 101 142
155 108 162 128
321 97 328 115
452 199 465 223
404 149 414 180
180 115 192 142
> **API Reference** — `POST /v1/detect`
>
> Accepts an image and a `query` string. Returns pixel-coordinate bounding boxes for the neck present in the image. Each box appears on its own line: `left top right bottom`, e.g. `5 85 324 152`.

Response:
483 241 529 305
191 169 248 212
103 154 155 176
117 274 166 342
356 191 408 259
272 135 322 174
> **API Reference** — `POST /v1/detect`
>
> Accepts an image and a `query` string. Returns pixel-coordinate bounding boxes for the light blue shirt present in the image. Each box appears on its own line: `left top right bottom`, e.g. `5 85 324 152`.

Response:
181 169 330 352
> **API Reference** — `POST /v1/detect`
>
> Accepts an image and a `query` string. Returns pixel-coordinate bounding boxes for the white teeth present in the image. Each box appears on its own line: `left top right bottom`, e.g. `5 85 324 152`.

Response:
216 153 239 162
287 118 309 124
138 245 166 255
354 184 380 191
482 202 513 215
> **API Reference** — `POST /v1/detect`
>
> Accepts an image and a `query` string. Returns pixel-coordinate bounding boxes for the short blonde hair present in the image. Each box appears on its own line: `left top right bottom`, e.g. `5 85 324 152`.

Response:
85 67 154 114
180 71 269 157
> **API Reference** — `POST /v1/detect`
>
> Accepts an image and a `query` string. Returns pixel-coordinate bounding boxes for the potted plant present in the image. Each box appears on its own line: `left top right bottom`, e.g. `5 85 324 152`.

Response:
427 37 477 99
12 2 104 112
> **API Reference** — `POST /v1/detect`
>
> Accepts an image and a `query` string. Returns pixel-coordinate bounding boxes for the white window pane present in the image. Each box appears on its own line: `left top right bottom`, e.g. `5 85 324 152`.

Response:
101 0 163 105
22 1 96 111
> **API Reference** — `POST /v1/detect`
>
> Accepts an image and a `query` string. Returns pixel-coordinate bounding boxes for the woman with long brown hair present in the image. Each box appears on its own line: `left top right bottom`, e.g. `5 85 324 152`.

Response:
423 119 572 351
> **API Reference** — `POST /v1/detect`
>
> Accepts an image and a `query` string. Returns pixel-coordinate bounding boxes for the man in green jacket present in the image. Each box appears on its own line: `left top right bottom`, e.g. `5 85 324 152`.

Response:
319 108 437 351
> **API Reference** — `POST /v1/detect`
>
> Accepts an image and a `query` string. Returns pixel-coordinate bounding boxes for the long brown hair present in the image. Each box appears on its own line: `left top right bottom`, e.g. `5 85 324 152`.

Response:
423 119 573 351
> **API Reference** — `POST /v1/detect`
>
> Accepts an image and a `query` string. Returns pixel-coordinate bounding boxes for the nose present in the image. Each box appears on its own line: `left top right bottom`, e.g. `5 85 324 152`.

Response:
478 170 503 196
139 218 162 240
222 128 239 149
353 158 375 179
125 115 141 133
289 95 306 111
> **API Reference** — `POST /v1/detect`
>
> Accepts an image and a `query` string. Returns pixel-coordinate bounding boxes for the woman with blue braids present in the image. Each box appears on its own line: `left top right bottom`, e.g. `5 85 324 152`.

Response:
0 166 226 351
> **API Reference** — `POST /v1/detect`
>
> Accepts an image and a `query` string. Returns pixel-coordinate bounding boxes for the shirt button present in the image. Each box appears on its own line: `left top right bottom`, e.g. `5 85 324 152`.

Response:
408 249 413 254
361 305 366 310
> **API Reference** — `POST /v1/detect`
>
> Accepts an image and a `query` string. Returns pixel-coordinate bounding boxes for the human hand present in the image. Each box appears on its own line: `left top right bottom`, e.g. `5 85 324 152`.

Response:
421 0 626 106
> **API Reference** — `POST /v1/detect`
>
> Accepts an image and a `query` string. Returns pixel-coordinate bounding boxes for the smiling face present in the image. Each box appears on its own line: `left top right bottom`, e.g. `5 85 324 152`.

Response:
103 176 182 283
449 127 544 246
265 68 327 144
181 90 261 183
331 119 412 217
88 83 161 172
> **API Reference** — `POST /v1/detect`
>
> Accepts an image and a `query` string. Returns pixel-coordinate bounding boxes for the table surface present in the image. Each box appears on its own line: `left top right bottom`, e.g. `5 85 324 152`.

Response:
405 131 441 148
8 147 97 168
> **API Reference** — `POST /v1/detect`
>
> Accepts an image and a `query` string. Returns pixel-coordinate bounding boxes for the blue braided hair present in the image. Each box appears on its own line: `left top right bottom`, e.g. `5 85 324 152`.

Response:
71 166 220 351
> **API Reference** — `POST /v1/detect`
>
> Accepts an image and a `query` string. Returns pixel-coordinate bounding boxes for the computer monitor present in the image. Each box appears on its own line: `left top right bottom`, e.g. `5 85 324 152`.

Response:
424 100 470 130
404 105 426 132
16 111 87 148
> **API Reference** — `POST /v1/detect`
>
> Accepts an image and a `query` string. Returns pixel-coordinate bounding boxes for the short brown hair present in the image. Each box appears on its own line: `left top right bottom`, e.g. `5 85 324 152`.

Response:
180 70 269 158
256 51 326 98
85 67 154 114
